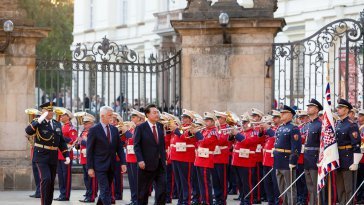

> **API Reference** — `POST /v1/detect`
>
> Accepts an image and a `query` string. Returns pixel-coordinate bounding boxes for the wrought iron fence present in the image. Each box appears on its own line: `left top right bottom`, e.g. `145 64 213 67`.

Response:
36 37 182 121
272 11 364 110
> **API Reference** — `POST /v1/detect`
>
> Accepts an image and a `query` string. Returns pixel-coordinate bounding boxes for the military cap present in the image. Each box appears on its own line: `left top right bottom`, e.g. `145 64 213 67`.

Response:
213 110 228 118
251 108 264 117
39 101 54 111
307 98 323 111
280 105 296 116
336 99 353 110
296 110 308 117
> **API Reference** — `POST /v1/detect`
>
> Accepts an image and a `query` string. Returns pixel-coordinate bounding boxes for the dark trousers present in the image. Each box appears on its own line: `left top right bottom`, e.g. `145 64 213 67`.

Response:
82 165 98 201
173 161 193 205
227 156 237 193
357 163 364 202
137 160 166 205
113 160 123 200
192 164 200 203
127 162 138 203
212 163 228 205
296 164 307 203
336 169 355 205
57 159 72 199
235 166 255 205
171 161 182 204
36 162 57 205
95 167 115 205
263 166 280 205
254 162 265 202
32 161 41 197
197 167 213 205
166 163 176 201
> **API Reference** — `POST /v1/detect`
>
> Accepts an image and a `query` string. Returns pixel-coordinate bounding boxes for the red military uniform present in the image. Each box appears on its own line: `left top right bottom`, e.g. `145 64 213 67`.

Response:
170 124 197 163
79 130 88 165
195 126 218 168
232 128 258 168
126 128 137 163
297 123 308 164
214 124 230 164
262 136 275 167
58 122 77 160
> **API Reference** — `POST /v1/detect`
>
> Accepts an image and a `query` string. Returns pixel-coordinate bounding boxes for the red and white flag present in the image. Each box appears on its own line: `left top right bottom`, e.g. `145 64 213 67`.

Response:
317 83 340 193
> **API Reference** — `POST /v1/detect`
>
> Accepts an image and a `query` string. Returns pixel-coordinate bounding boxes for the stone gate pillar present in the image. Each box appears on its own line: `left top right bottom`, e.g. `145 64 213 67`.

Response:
171 0 284 114
0 1 49 190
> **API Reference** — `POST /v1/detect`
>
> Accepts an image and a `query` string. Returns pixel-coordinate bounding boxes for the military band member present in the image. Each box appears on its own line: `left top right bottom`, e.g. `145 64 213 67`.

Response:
25 102 70 205
250 108 266 203
77 113 98 203
273 105 301 205
111 112 125 201
55 108 77 201
357 109 364 204
335 99 363 205
303 99 323 205
231 114 257 205
295 110 309 205
212 110 230 205
124 109 145 205
170 109 197 205
190 112 218 205
262 110 281 205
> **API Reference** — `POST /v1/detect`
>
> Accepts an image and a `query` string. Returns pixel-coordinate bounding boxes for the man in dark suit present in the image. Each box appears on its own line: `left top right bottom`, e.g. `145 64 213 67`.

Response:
25 102 70 205
134 104 166 205
87 106 127 205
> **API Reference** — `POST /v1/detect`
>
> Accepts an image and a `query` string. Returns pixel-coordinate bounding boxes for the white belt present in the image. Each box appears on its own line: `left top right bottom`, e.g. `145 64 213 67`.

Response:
170 144 195 148
233 149 255 154
264 149 273 153
214 146 228 155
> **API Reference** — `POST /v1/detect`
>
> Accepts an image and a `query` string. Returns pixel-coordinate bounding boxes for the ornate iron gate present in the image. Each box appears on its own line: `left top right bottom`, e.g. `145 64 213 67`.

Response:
272 11 364 109
36 37 182 120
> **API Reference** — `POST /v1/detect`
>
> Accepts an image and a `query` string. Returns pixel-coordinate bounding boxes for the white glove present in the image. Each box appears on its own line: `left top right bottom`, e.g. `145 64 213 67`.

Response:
38 111 48 123
289 164 296 169
64 157 70 165
349 153 363 171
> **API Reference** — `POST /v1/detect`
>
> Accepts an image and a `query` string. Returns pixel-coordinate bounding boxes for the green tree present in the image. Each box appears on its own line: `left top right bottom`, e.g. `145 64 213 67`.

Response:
20 0 74 100
19 0 74 60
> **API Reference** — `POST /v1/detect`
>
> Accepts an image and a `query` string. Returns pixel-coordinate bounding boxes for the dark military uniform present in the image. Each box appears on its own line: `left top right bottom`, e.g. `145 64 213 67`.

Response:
335 116 361 204
25 102 69 205
273 105 301 205
303 117 321 205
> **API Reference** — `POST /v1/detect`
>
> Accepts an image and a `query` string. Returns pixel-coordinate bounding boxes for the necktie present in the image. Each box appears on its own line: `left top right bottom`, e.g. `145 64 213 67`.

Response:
106 125 111 143
152 125 158 144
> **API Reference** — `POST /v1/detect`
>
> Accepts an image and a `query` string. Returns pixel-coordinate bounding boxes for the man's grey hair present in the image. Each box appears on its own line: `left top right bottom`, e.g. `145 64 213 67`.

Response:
100 106 114 117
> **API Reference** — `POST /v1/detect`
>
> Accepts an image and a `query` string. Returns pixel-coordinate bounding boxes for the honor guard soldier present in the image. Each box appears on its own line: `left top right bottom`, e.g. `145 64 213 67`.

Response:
295 110 309 205
54 107 77 201
212 110 230 205
124 109 145 205
111 112 125 202
273 105 301 205
231 113 258 205
25 108 42 199
162 112 181 203
77 112 98 203
335 99 363 205
304 99 323 205
191 112 218 205
356 109 364 204
170 109 198 205
25 102 70 205
250 108 266 203
262 110 281 205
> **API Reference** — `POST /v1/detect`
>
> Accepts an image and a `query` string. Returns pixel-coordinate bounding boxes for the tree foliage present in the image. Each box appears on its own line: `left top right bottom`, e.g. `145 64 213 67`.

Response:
19 0 74 60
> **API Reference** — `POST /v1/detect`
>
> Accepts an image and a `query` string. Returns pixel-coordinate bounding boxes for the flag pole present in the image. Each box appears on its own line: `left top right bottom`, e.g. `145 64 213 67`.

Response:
326 61 333 205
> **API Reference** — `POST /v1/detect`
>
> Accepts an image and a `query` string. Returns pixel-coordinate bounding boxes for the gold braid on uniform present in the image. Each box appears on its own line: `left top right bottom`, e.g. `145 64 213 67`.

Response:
36 129 54 141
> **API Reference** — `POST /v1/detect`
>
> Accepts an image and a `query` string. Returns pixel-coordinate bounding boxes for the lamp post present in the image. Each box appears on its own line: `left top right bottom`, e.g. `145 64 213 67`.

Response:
0 20 14 52
219 12 231 44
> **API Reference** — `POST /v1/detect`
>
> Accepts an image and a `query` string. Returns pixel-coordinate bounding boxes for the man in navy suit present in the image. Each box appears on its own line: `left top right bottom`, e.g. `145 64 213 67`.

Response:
134 104 166 205
87 106 127 205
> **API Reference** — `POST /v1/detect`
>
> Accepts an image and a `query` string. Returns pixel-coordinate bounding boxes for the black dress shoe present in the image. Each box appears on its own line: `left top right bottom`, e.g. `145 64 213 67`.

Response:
29 194 40 198
228 190 237 195
165 199 172 204
54 197 68 201
233 196 241 201
79 198 95 203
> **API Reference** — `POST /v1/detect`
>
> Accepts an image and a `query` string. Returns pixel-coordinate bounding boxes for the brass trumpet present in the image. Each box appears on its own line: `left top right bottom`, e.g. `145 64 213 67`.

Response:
25 108 41 123
116 121 135 133
74 112 87 125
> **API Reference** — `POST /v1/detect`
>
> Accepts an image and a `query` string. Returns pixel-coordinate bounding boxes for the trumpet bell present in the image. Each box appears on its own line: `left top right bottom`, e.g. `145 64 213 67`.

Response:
226 111 240 126
25 108 41 123
74 111 87 125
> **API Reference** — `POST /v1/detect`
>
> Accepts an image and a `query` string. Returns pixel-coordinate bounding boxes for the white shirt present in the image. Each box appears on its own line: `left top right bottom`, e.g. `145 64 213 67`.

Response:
147 120 158 139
